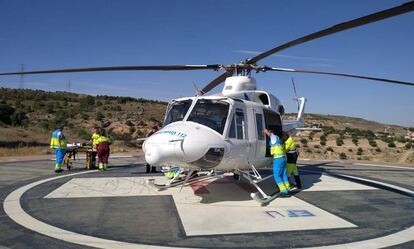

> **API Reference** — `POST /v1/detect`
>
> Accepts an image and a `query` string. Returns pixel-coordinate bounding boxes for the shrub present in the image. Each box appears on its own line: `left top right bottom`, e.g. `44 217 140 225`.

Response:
322 126 336 135
320 140 326 146
37 120 50 131
326 147 334 152
81 113 89 120
375 147 382 152
352 138 359 146
388 141 396 148
405 142 412 150
308 132 314 141
110 131 132 141
96 111 104 121
79 96 94 110
300 138 308 147
397 136 407 143
129 126 136 134
336 137 344 146
339 152 347 160
111 105 122 111
357 147 363 155
73 127 90 140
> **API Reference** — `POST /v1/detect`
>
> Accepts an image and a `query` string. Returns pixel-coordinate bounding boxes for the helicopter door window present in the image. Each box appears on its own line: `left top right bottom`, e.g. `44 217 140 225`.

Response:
187 99 229 134
164 99 193 126
255 113 264 140
228 114 236 138
235 109 247 140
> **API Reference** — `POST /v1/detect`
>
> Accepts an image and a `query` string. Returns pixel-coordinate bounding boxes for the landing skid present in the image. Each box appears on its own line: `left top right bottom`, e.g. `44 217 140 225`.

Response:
147 170 214 191
237 162 279 204
251 192 280 205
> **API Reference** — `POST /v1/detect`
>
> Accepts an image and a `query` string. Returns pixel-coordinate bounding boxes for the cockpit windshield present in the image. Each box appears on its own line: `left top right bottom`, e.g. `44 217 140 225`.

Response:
164 99 193 126
187 99 229 134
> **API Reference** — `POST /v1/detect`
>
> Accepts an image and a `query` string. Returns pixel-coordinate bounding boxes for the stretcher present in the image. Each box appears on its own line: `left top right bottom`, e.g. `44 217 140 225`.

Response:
63 143 96 170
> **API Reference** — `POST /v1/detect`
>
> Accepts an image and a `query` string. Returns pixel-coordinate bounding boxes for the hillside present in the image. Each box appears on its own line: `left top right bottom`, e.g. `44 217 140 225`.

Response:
0 88 167 155
0 88 413 164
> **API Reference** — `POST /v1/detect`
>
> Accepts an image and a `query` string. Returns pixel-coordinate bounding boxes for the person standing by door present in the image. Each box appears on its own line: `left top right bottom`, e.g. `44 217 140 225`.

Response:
282 131 301 189
264 128 290 196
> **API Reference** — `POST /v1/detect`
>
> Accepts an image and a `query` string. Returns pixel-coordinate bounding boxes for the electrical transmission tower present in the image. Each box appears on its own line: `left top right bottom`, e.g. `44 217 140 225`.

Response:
19 64 25 89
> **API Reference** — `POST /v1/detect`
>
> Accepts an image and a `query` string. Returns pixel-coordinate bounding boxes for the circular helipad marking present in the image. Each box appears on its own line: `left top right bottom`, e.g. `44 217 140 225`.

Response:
3 167 414 249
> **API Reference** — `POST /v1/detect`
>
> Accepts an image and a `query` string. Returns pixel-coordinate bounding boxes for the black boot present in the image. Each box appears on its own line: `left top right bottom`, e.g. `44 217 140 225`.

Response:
294 175 302 189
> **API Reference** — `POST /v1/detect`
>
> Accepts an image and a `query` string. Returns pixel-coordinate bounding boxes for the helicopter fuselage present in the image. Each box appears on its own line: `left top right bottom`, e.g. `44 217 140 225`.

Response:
143 76 305 172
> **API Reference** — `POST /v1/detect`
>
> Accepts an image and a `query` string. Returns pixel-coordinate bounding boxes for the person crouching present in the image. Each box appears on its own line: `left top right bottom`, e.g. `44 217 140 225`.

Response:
96 129 112 171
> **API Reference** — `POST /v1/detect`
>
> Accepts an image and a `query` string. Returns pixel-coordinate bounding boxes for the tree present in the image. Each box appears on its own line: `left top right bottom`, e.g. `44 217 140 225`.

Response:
0 102 15 124
10 110 28 126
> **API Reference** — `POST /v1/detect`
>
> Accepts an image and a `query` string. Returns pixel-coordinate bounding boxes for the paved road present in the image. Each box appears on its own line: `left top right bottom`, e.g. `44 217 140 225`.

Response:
0 157 413 249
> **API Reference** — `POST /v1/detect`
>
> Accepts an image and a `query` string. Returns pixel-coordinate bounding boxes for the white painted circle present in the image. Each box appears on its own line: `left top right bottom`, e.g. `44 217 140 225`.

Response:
3 168 414 249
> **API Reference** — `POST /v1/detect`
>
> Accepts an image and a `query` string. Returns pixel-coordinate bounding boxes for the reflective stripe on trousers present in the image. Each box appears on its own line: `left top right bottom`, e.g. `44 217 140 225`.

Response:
273 157 290 193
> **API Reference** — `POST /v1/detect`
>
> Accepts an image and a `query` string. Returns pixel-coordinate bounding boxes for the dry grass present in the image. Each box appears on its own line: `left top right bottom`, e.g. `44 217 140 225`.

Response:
0 146 51 157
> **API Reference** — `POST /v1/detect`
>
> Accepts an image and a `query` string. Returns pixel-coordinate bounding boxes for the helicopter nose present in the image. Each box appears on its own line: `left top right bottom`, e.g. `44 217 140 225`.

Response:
143 122 226 169
144 146 161 165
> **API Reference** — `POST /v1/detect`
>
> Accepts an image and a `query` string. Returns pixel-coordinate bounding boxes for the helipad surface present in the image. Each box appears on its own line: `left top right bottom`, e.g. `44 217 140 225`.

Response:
45 174 375 235
0 157 413 249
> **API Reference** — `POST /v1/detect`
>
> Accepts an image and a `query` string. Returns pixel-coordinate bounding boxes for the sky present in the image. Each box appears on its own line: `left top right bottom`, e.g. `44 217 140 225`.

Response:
0 0 413 127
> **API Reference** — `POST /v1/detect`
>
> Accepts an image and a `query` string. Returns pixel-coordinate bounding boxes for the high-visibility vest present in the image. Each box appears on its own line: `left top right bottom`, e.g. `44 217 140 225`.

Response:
269 134 285 159
96 136 112 144
50 129 67 149
285 136 296 153
92 133 100 147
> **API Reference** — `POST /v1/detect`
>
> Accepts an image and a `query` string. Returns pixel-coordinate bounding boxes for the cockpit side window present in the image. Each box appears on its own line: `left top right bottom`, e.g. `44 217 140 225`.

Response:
164 99 193 126
187 99 229 134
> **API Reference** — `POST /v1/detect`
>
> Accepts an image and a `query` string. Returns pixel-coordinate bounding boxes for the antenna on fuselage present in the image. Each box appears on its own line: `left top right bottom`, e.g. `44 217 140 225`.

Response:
192 82 202 96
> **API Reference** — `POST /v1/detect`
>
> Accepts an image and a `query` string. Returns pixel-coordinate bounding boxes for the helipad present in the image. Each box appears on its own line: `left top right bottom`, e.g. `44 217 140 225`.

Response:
1 157 413 248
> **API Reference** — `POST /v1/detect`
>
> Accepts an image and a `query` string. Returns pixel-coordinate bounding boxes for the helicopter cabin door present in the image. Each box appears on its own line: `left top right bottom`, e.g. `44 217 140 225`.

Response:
263 109 283 158
249 107 268 167
226 102 250 168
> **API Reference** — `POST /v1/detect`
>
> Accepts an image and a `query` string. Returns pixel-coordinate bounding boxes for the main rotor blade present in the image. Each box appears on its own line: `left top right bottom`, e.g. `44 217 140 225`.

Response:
0 65 221 76
247 1 414 64
266 67 414 87
200 69 235 95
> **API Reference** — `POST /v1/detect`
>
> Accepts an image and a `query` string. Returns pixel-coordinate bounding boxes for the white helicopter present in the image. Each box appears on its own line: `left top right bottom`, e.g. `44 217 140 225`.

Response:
1 2 414 202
